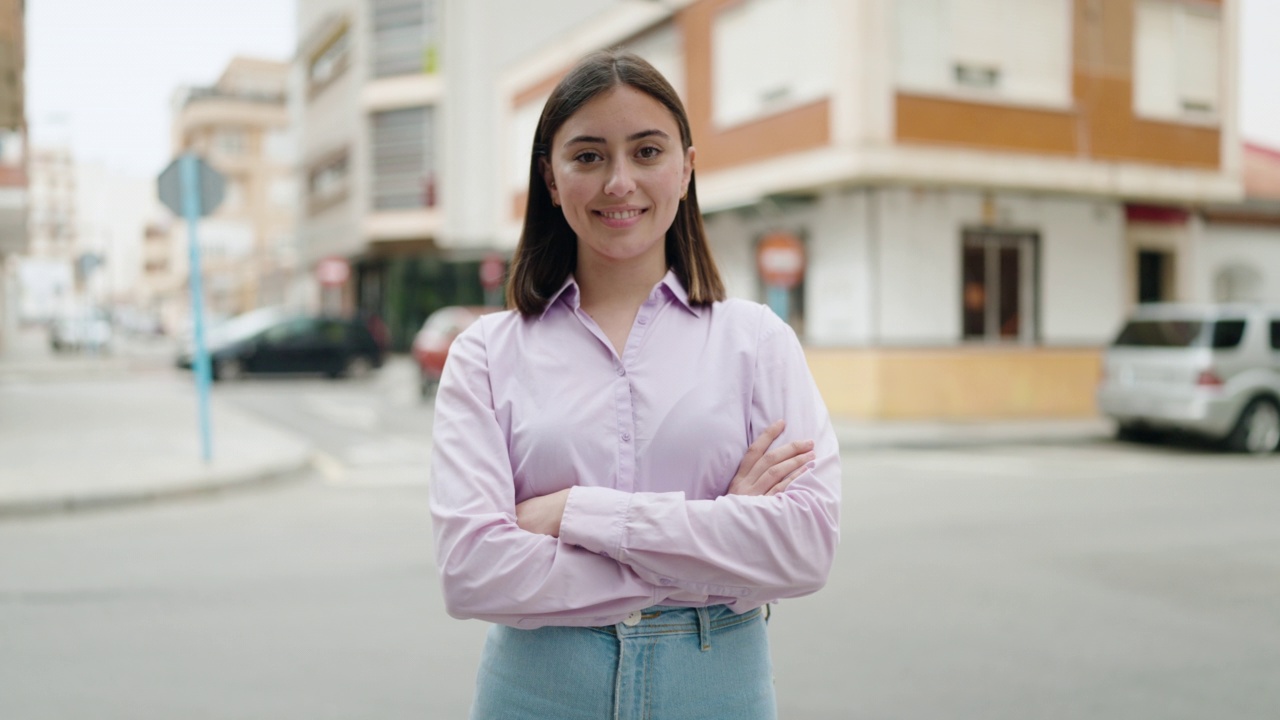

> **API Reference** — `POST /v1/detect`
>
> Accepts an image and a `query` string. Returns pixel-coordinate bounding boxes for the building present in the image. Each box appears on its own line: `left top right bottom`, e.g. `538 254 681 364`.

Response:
499 0 1250 420
293 0 615 349
167 57 297 322
0 0 25 350
19 147 77 323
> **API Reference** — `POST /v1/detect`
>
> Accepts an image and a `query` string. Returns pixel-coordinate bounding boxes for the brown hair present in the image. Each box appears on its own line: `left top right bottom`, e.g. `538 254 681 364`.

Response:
506 49 725 316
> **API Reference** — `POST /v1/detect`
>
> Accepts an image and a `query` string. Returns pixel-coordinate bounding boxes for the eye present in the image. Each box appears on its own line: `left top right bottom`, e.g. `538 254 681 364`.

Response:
573 150 603 164
636 146 663 160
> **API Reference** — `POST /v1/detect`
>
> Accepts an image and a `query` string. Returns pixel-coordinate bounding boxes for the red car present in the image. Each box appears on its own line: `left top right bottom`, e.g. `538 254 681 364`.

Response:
411 306 500 397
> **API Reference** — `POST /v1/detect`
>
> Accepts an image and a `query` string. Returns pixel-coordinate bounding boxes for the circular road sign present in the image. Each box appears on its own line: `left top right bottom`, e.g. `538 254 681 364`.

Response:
480 252 506 291
756 232 805 289
316 257 350 287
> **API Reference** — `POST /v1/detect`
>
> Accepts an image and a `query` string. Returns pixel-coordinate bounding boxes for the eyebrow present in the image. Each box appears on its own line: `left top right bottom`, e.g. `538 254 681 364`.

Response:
564 129 671 146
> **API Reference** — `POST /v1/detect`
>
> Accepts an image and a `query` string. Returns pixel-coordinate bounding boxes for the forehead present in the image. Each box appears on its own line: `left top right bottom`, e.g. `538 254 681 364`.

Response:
554 85 681 143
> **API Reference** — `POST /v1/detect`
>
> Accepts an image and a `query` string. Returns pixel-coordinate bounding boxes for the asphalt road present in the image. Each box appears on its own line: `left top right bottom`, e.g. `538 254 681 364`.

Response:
2 362 1278 719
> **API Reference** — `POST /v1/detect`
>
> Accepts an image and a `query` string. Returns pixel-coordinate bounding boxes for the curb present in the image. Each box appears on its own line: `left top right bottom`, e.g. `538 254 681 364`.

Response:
832 420 1116 452
0 451 317 520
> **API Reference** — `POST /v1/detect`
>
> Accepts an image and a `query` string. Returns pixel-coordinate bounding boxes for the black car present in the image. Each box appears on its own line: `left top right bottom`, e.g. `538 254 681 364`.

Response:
176 308 385 381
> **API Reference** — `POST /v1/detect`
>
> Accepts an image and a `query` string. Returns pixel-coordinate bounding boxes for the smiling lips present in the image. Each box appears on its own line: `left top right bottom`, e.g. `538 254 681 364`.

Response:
594 207 647 228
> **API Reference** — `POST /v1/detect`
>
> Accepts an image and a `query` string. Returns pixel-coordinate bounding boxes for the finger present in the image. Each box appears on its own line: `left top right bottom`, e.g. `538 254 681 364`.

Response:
766 460 814 496
736 419 785 475
755 438 814 475
752 450 815 494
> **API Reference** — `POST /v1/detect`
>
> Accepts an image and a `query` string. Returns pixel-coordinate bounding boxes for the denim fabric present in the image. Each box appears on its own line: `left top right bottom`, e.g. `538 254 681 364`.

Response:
470 604 776 720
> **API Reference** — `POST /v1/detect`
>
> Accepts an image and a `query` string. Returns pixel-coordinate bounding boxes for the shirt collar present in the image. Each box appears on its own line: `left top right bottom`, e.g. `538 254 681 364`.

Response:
540 274 581 319
539 269 702 320
657 270 701 317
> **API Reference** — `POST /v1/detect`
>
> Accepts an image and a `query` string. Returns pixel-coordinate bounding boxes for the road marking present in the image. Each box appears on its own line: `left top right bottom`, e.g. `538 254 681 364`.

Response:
312 451 347 484
303 395 379 430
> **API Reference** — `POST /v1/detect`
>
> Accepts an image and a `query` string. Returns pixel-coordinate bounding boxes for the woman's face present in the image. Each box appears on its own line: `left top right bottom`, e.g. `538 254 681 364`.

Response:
543 85 694 274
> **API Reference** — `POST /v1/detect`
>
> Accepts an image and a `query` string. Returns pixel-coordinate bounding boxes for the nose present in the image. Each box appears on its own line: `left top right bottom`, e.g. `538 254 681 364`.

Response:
603 160 635 197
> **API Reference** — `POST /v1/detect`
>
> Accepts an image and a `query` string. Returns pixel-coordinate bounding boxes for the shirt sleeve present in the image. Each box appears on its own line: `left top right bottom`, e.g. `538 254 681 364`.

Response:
559 306 841 603
429 319 667 628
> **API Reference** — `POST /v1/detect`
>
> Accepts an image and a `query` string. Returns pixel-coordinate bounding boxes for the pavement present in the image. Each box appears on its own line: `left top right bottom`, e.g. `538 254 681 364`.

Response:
0 325 1114 518
0 327 314 518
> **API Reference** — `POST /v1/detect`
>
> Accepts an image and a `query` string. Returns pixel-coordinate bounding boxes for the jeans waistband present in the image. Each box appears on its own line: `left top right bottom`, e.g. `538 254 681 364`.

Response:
595 605 766 650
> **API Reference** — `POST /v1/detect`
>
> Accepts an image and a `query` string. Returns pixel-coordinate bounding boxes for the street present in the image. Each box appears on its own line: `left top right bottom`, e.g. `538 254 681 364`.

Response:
1 344 1279 719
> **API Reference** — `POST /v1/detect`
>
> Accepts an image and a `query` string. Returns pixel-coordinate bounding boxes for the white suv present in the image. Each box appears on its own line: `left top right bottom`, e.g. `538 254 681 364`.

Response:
1097 303 1280 454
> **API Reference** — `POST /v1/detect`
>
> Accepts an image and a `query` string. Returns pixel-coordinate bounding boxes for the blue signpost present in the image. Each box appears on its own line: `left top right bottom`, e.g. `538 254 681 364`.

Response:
158 154 225 463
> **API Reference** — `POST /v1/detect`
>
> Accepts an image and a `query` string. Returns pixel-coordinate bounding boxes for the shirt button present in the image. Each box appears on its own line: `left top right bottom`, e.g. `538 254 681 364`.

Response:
621 432 631 442
659 577 674 586
616 366 625 376
637 316 648 325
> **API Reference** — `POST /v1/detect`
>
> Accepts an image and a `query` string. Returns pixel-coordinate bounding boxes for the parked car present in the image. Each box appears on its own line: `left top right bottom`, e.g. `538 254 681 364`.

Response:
411 306 501 397
1097 303 1280 454
176 308 385 381
49 307 113 353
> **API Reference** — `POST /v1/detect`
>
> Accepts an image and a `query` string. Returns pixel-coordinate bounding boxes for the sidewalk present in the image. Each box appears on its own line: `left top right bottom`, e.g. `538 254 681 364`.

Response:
0 328 315 518
0 327 1113 519
832 416 1114 450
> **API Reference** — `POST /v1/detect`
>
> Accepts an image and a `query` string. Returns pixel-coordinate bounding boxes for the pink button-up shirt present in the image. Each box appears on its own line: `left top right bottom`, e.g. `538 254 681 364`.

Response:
429 271 840 628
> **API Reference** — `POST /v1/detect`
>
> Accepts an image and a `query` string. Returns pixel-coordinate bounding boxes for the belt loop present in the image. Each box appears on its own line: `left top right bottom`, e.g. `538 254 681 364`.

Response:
696 606 711 652
764 603 771 623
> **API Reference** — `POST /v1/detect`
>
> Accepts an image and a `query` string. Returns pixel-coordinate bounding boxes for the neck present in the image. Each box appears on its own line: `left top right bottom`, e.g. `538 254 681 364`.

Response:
576 252 667 313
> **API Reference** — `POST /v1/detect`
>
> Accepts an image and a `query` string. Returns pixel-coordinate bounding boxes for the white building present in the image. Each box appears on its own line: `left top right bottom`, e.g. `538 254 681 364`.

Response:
293 0 615 347
498 0 1258 420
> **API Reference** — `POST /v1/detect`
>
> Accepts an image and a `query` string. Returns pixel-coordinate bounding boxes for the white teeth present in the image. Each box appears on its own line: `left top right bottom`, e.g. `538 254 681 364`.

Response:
600 209 641 219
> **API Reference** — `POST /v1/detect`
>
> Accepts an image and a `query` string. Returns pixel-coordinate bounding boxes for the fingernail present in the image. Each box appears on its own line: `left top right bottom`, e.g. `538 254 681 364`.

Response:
806 461 816 469
804 440 814 449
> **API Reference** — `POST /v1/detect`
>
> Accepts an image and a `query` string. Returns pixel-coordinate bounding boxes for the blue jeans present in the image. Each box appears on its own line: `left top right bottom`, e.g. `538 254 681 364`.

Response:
470 604 776 720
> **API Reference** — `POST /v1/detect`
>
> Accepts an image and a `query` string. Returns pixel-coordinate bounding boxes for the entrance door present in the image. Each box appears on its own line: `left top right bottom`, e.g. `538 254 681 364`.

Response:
961 229 1039 343
1137 250 1175 303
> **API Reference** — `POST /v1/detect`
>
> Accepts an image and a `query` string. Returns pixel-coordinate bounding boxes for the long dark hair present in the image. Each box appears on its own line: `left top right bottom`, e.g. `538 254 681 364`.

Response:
506 49 725 316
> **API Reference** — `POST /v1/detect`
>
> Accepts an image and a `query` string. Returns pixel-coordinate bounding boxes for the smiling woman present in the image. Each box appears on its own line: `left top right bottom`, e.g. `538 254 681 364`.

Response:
429 50 841 720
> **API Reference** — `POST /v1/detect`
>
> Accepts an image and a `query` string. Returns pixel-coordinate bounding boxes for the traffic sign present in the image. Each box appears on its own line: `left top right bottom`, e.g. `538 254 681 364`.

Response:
316 257 350 287
756 232 805 289
480 252 505 291
158 154 225 217
156 152 226 465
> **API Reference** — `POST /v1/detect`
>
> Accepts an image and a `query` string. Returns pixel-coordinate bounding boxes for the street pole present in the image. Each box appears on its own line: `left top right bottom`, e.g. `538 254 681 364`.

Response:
180 154 213 463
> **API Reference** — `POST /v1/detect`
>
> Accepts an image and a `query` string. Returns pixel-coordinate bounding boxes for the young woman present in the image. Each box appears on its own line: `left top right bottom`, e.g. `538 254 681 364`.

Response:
430 50 841 719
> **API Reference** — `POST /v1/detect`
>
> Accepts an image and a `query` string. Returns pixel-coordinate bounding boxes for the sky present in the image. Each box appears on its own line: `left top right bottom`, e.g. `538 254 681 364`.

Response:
27 0 296 178
25 0 1280 181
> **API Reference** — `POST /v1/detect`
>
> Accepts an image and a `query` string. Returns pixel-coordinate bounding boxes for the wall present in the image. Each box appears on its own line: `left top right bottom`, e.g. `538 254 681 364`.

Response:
1198 223 1280 303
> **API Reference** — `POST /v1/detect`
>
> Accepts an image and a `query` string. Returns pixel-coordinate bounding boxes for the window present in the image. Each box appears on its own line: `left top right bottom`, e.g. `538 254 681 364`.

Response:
961 229 1039 342
623 24 685 102
308 150 350 213
1134 0 1220 121
1211 320 1246 349
1114 320 1204 347
371 106 436 210
372 0 441 78
896 0 1071 107
215 129 246 157
712 0 835 127
309 24 352 92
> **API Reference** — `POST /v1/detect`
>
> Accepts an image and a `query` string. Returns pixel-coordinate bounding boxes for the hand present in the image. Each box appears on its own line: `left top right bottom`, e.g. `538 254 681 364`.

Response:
515 488 572 537
728 419 815 497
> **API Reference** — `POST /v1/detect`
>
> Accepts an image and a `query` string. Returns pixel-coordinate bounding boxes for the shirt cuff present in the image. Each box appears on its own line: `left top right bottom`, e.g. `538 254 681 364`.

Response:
560 486 632 560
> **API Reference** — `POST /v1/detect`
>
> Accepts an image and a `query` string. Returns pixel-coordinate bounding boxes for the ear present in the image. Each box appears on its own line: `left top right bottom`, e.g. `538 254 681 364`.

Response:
681 146 696 198
540 157 559 206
